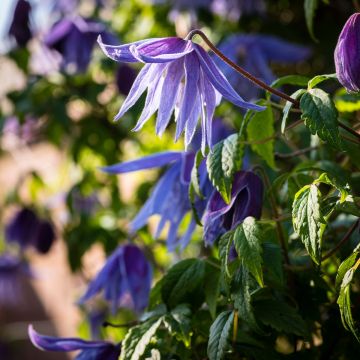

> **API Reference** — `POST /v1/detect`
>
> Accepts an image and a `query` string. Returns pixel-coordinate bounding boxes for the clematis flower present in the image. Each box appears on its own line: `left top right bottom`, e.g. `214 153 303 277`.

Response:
79 244 152 314
44 17 115 73
335 13 360 93
215 34 311 100
0 254 30 307
5 207 56 254
116 64 137 96
28 325 120 360
203 171 263 245
211 0 266 21
9 0 32 47
98 35 264 151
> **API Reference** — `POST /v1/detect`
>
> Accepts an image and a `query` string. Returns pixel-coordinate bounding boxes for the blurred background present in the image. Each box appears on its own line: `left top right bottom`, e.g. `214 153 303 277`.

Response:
0 0 356 358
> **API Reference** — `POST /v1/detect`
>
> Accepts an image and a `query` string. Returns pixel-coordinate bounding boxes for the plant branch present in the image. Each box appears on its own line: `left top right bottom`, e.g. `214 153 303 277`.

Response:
321 219 360 261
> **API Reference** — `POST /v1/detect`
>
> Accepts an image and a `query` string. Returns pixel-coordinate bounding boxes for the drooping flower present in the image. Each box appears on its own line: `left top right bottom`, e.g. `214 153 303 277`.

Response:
211 0 266 21
9 0 32 47
28 325 120 360
5 207 56 254
98 35 264 151
0 254 30 307
203 171 264 246
335 13 360 93
215 34 311 100
44 17 115 73
79 244 152 314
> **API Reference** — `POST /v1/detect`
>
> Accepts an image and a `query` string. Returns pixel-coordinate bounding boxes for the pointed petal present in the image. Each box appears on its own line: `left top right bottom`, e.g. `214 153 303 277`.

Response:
28 325 109 352
100 152 183 174
97 35 161 63
180 152 195 184
114 63 157 121
194 45 265 111
175 53 201 140
156 59 185 135
184 96 201 148
131 37 194 63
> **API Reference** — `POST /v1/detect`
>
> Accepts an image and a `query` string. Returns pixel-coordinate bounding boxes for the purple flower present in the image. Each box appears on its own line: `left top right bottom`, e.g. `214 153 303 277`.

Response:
5 208 55 254
28 325 120 360
116 64 137 96
203 171 263 246
44 17 115 73
0 254 30 307
215 34 311 100
79 244 152 314
211 0 266 21
9 0 32 47
335 13 360 92
98 36 264 151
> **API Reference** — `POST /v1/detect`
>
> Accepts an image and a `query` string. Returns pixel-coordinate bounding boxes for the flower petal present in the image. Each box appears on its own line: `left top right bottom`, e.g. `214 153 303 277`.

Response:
194 45 265 111
100 152 183 174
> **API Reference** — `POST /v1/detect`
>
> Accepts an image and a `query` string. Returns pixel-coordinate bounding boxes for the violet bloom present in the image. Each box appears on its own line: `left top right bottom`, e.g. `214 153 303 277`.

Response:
29 325 120 360
335 13 360 92
9 0 32 47
98 35 264 151
5 208 55 254
0 254 30 307
79 244 152 314
215 34 311 100
203 171 263 245
44 17 115 73
211 0 266 21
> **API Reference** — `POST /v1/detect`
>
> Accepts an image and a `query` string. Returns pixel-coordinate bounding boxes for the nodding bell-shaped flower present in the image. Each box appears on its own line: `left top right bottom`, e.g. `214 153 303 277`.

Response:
28 325 121 360
9 0 32 47
98 35 264 152
79 244 152 314
335 13 360 93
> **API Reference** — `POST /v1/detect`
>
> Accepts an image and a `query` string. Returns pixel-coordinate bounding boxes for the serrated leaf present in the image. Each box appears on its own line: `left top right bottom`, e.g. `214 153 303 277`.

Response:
163 304 192 347
281 89 306 134
335 251 359 289
207 134 242 204
304 0 319 41
300 89 342 149
337 259 360 342
161 258 205 308
121 318 163 360
204 260 221 318
292 184 326 264
233 217 264 287
219 230 235 278
247 105 275 169
314 172 349 203
308 73 337 89
232 265 263 333
207 310 234 360
270 75 310 89
254 299 308 336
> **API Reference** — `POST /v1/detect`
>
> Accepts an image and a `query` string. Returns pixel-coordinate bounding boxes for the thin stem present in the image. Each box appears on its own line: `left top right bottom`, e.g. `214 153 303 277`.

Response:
252 165 290 264
232 311 239 344
321 219 360 261
275 146 318 159
186 29 298 105
339 121 360 141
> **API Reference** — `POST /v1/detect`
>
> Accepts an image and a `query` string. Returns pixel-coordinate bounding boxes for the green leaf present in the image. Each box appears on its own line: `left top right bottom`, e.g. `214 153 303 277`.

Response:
219 230 235 278
335 250 360 289
281 89 306 134
307 73 337 89
233 217 264 287
204 260 221 318
292 184 326 264
336 196 360 217
121 318 163 360
254 299 308 336
163 304 192 347
263 243 284 288
247 104 275 169
207 134 243 203
300 89 342 149
232 265 263 333
161 258 205 308
304 0 319 41
314 172 349 203
270 75 310 89
337 259 360 342
207 310 234 360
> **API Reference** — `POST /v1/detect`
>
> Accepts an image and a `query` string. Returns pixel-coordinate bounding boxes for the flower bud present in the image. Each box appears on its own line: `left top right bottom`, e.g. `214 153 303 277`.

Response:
335 13 360 92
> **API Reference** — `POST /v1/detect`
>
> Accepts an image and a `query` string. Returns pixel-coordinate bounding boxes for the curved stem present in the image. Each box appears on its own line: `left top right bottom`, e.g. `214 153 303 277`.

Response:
339 121 360 141
321 219 360 261
186 29 298 105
